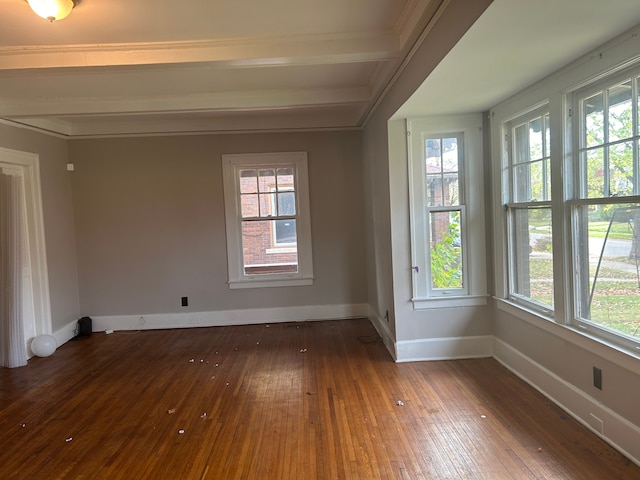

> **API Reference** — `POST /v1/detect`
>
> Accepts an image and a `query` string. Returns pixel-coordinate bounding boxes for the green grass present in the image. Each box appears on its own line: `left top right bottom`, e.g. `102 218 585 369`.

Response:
525 258 640 339
587 221 634 240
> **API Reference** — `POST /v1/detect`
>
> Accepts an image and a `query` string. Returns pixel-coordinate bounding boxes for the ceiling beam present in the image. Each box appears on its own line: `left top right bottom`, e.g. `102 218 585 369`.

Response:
0 32 400 72
0 87 372 117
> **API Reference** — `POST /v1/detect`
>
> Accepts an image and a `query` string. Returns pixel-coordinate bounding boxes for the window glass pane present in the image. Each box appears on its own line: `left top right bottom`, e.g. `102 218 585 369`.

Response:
544 114 551 158
586 148 605 198
608 81 633 142
514 124 528 164
530 161 544 201
514 163 532 202
276 168 294 191
426 175 442 207
426 137 460 207
239 169 258 194
259 193 271 218
277 191 296 215
429 210 463 289
511 208 554 309
529 117 543 160
275 219 297 245
513 116 550 203
610 141 634 196
584 92 604 148
442 137 459 173
425 139 442 171
241 193 259 218
544 157 551 201
445 177 459 206
242 220 298 275
258 169 275 192
575 203 640 341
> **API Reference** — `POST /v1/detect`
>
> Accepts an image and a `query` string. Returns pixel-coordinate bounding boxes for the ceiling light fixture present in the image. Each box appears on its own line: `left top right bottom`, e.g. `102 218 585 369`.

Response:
27 0 77 23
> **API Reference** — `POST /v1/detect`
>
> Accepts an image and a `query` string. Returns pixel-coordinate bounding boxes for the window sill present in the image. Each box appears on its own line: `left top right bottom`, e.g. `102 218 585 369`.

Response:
412 295 488 310
228 276 314 289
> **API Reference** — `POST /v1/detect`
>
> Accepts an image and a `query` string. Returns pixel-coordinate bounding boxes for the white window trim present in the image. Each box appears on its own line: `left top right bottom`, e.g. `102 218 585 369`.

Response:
504 106 555 316
407 114 488 309
222 152 314 289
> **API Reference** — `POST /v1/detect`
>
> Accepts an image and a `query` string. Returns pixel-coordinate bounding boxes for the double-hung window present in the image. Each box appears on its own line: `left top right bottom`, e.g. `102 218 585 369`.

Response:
408 115 487 308
222 152 313 289
496 56 640 352
571 70 640 346
505 108 554 314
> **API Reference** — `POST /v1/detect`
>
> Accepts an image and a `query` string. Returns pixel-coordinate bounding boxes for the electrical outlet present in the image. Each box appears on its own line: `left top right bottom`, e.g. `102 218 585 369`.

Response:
181 296 188 307
593 366 602 390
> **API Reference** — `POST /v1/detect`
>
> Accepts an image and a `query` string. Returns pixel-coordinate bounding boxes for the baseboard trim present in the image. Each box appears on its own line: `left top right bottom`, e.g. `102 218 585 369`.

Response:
367 307 397 361
52 318 79 350
493 337 640 468
395 335 493 363
89 303 370 333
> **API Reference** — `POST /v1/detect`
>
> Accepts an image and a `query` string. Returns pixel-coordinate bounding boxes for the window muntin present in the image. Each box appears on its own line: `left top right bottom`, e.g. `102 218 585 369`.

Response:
506 111 554 312
572 71 640 344
222 152 313 288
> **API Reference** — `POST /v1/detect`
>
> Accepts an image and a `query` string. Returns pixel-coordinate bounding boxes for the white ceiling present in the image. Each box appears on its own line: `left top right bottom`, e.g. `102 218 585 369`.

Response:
1 0 640 137
396 0 640 118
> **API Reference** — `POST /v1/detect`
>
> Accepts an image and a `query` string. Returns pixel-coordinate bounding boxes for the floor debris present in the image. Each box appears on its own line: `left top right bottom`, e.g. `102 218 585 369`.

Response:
167 409 176 415
396 400 404 406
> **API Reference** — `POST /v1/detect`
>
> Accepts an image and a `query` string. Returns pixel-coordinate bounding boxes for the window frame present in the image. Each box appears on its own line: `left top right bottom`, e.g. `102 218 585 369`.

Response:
222 152 314 289
568 67 640 350
407 115 488 309
504 106 555 316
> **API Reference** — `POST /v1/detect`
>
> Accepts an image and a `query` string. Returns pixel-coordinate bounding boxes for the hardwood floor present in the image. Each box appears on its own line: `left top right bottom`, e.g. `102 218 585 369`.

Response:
0 318 638 479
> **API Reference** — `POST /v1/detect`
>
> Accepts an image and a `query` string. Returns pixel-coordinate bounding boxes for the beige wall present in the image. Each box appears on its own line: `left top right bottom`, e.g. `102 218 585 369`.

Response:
69 131 366 316
0 122 80 331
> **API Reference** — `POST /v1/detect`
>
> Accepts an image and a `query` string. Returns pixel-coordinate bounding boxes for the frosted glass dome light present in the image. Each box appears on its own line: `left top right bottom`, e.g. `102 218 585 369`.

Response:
31 334 57 357
27 0 77 22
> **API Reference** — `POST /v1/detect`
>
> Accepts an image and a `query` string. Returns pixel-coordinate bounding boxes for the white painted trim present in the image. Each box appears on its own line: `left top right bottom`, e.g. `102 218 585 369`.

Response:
412 294 488 309
90 304 370 332
0 32 399 71
51 318 79 351
493 337 640 468
367 307 397 361
395 335 493 363
496 298 640 374
222 152 314 289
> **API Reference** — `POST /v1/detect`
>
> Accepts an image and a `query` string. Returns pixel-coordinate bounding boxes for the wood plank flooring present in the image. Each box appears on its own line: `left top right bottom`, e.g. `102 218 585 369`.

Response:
0 318 638 479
